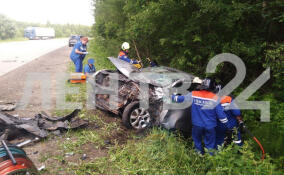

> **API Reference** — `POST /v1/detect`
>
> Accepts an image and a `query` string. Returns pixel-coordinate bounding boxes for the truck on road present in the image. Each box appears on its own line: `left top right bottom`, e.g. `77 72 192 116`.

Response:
24 27 55 40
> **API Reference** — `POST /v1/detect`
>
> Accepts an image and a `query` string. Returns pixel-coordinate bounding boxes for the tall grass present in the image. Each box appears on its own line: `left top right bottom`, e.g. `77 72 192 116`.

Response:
70 128 280 175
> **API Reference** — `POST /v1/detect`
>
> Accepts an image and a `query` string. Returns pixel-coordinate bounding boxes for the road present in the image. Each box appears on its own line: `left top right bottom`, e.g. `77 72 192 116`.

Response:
0 45 72 116
0 38 68 76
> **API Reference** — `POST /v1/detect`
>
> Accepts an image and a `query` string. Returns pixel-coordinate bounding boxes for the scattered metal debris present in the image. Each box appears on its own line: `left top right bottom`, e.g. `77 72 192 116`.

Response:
37 165 45 171
16 137 40 148
65 152 74 157
0 102 16 111
104 140 111 145
81 154 87 160
0 109 88 141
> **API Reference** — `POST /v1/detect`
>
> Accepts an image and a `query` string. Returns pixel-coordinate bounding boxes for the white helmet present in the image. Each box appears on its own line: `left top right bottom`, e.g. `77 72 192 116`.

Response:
121 42 130 50
193 77 202 84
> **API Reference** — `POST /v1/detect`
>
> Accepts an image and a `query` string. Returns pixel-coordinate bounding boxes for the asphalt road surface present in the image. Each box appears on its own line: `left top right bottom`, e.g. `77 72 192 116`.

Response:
0 45 72 116
0 38 68 76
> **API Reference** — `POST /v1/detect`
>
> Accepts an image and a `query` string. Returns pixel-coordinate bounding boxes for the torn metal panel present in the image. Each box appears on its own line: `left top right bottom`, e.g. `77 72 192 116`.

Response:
108 57 139 77
0 103 16 111
93 70 142 115
0 109 87 140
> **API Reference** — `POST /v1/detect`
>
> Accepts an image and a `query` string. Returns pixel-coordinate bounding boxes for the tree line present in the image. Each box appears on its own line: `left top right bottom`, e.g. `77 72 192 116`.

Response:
0 14 91 40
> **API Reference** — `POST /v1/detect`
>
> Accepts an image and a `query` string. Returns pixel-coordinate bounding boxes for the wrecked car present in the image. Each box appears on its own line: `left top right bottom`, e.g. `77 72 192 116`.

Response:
88 57 198 135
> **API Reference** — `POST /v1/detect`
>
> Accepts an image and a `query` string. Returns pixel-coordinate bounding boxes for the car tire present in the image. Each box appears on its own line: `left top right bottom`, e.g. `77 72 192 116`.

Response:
122 101 151 130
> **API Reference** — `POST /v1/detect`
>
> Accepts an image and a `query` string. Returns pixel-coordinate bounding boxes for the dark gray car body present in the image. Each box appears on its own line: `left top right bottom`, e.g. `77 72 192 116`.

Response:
89 57 195 135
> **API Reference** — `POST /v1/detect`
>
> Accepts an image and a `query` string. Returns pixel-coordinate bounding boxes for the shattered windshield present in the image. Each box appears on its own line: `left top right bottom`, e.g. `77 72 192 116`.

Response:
130 66 193 87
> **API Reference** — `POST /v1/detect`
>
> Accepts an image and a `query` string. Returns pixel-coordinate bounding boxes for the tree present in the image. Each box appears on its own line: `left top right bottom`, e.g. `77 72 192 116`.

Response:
0 14 16 40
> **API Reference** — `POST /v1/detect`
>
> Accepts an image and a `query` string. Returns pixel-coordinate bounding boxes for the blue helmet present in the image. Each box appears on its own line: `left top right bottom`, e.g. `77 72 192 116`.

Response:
88 58 95 64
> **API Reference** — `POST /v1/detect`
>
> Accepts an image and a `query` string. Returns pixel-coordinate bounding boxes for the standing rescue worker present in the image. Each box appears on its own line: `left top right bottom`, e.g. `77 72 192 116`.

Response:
215 95 243 148
84 58 96 74
118 42 140 65
172 78 229 154
70 37 89 72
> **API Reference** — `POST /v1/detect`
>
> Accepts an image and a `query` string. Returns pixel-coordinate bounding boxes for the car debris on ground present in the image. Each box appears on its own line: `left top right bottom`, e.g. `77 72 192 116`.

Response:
0 109 88 142
0 102 16 111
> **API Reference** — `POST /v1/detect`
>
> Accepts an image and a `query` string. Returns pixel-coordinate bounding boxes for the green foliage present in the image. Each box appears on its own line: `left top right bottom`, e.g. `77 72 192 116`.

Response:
70 129 281 174
47 23 91 38
0 14 16 39
92 0 283 87
86 40 116 70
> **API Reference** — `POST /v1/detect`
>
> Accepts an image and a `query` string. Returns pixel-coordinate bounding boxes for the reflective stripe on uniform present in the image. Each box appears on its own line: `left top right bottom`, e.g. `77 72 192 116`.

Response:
233 140 242 144
219 118 228 123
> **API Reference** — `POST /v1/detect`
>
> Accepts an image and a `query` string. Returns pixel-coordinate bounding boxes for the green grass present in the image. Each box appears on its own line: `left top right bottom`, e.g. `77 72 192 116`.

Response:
69 128 280 175
0 37 28 43
85 39 116 70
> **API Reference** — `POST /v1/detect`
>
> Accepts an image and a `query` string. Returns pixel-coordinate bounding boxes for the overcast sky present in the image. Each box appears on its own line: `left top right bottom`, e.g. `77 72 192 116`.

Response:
0 0 94 26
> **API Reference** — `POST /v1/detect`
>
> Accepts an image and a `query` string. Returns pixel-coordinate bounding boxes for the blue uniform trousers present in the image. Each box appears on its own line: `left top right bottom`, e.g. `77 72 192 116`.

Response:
215 126 242 148
192 125 216 154
73 57 83 72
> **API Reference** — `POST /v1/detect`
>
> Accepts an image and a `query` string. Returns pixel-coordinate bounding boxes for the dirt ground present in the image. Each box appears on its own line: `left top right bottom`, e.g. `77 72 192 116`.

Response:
0 46 71 117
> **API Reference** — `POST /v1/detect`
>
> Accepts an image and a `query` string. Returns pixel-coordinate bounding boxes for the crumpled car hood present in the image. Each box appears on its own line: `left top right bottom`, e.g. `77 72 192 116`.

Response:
108 57 194 87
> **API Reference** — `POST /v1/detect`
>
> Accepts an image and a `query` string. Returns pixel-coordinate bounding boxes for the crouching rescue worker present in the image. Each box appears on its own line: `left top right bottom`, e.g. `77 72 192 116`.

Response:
84 58 96 74
172 78 229 155
146 57 158 67
118 42 141 68
215 95 243 148
70 36 89 72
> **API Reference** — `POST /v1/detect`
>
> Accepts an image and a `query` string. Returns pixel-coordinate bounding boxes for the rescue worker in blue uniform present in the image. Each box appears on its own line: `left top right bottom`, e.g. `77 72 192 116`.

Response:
70 37 88 72
172 78 229 154
215 95 243 148
118 42 139 65
84 58 96 74
146 57 158 67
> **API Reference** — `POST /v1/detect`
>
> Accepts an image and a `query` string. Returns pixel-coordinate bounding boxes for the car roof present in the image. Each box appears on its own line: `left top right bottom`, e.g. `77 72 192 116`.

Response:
108 57 194 87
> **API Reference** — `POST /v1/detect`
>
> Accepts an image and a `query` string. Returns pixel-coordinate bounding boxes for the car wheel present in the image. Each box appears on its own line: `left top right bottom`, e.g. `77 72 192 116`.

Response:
122 101 151 130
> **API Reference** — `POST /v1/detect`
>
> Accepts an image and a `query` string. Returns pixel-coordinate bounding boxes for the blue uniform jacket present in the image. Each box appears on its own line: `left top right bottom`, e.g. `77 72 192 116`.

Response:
217 96 241 129
70 41 87 62
118 51 138 64
150 61 158 67
84 64 96 74
172 90 229 129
